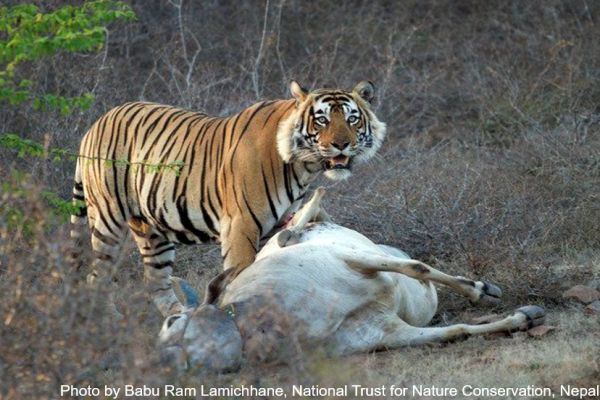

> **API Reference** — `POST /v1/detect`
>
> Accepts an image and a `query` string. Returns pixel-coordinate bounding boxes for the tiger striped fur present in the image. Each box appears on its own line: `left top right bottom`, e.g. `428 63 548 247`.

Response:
70 81 386 316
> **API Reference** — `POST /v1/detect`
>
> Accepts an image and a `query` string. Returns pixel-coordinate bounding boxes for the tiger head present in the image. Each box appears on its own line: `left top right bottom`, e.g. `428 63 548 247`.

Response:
277 80 387 180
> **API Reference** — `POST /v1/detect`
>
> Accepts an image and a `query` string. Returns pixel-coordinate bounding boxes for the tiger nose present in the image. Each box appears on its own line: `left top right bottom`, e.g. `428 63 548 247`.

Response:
332 141 350 150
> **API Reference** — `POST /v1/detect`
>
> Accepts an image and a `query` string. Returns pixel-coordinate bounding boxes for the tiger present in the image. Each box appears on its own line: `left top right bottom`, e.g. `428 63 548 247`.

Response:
70 80 387 316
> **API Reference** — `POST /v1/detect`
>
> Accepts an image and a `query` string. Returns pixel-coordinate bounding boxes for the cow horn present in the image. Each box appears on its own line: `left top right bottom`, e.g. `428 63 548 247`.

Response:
170 276 200 309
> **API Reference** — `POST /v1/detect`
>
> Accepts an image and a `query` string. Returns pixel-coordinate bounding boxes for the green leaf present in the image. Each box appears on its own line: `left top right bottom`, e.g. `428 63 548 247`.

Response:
0 1 135 111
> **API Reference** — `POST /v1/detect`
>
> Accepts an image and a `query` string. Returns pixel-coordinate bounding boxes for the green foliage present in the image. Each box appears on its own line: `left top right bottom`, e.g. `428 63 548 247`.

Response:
0 0 135 113
2 132 45 158
0 132 44 157
0 133 186 175
1 171 40 238
33 93 96 116
40 191 85 221
0 172 85 237
0 133 75 160
0 2 136 221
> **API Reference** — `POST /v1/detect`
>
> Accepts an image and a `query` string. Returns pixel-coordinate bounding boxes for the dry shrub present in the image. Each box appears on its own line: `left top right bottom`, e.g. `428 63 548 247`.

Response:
0 176 178 398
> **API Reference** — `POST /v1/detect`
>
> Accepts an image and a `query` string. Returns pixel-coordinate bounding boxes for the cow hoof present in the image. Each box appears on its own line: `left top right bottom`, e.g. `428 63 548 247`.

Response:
477 282 502 305
516 305 546 329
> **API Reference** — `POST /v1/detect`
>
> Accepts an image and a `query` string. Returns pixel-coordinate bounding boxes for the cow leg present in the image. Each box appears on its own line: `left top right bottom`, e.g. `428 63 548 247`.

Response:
289 187 327 227
385 305 545 347
333 306 545 355
278 187 331 247
339 250 502 304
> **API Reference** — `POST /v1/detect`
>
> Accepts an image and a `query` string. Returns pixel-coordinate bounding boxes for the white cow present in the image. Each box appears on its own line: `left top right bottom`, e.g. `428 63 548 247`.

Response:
159 188 545 372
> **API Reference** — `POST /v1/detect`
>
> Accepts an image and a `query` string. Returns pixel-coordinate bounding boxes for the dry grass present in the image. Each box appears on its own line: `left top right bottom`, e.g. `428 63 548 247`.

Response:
2 0 600 398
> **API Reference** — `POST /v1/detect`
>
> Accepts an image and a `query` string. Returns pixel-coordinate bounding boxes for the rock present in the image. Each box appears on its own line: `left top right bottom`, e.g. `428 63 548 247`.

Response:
562 285 600 304
527 325 555 337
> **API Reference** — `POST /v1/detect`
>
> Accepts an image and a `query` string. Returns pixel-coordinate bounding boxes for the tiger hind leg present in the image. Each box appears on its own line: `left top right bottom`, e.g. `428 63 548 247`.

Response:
69 164 89 273
128 218 184 317
69 199 88 272
87 212 127 317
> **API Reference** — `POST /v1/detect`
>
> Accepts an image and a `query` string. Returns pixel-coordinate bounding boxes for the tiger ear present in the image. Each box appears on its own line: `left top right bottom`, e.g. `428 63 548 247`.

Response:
353 81 375 103
289 80 308 102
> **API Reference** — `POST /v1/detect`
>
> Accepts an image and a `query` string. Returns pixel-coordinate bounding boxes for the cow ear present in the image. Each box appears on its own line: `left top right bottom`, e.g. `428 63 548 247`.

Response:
353 81 375 103
289 80 308 102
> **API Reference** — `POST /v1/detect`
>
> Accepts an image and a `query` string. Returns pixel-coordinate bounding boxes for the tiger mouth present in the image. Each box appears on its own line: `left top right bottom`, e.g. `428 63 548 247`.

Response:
323 155 352 170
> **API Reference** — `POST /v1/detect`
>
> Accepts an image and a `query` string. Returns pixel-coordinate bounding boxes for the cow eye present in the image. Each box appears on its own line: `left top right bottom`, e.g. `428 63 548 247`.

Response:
347 115 359 124
316 116 328 125
166 315 181 328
